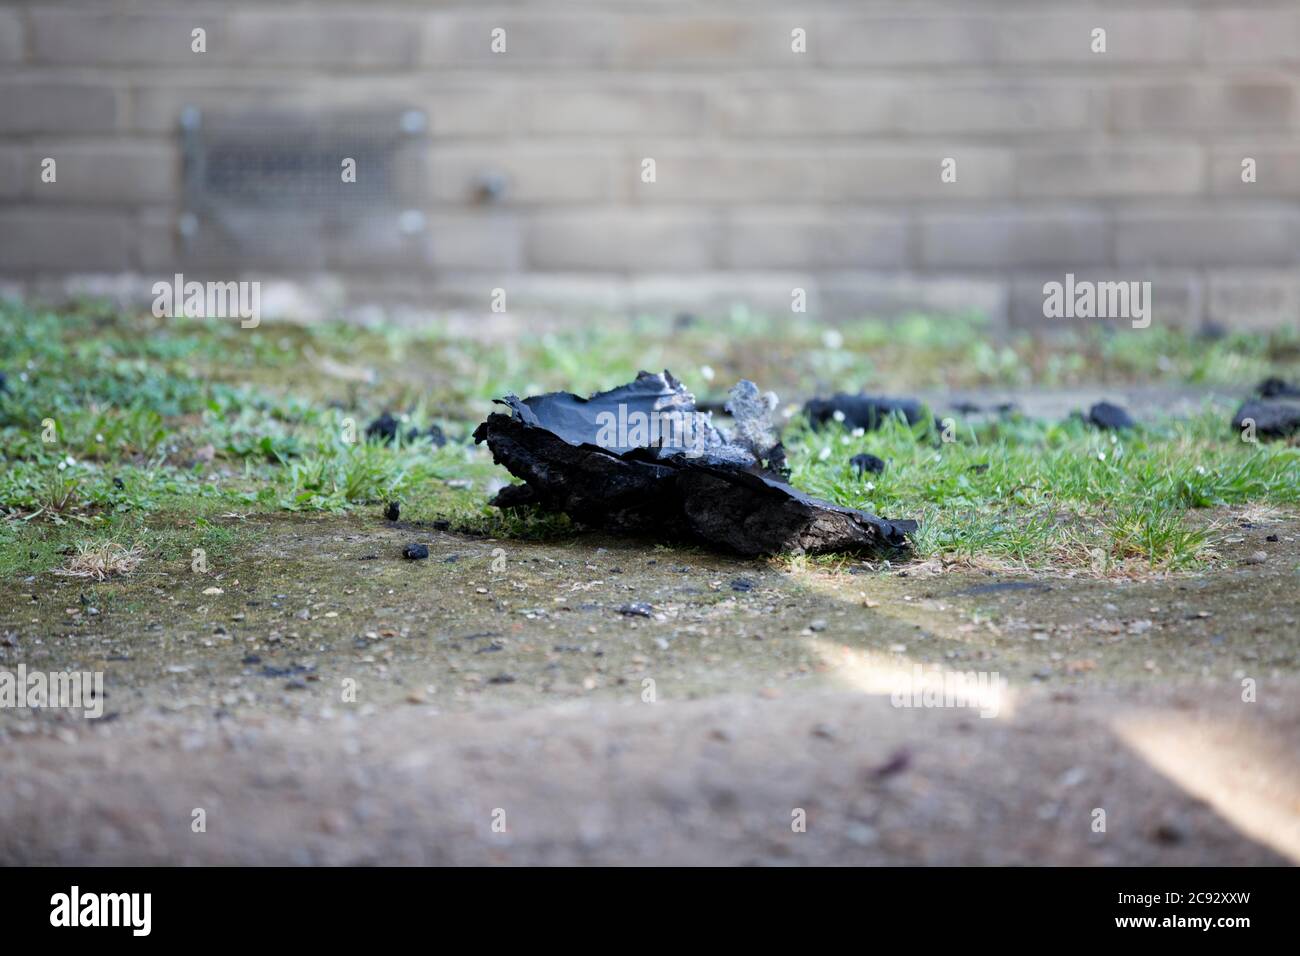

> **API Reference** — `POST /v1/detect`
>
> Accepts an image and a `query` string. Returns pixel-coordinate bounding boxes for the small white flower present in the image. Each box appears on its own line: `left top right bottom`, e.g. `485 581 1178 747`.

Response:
818 446 831 461
840 435 850 445
864 482 875 492
1097 451 1106 461
822 330 844 349
95 434 104 443
832 409 846 423
851 427 865 437
700 365 715 382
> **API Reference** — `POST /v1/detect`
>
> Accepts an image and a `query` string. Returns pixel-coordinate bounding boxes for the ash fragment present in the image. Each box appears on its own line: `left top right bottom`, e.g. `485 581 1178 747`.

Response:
850 453 886 476
366 413 448 447
1233 398 1300 440
805 394 924 430
473 370 916 557
1085 401 1135 430
1257 377 1300 399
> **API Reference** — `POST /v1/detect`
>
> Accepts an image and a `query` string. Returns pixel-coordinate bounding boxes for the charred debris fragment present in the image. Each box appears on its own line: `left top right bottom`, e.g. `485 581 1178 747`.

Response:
1233 378 1300 440
473 371 917 557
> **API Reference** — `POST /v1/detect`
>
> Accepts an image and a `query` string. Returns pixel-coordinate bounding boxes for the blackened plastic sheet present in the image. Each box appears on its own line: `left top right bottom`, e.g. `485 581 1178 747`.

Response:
473 371 917 557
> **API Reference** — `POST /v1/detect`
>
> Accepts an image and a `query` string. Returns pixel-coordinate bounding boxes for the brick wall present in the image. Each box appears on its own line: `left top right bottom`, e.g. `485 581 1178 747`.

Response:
0 0 1298 327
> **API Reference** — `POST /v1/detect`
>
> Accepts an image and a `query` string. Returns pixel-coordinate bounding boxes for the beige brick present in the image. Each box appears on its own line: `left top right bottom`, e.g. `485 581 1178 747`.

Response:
430 145 620 204
25 142 177 203
528 86 708 135
423 14 615 67
423 86 522 137
903 84 1092 135
0 9 23 63
1205 10 1300 65
0 209 134 272
527 209 719 271
726 209 908 270
1017 146 1204 198
615 16 795 67
920 208 1109 270
31 9 218 65
816 16 998 67
630 274 810 316
1010 271 1203 329
1210 147 1300 196
628 147 821 203
824 148 1015 201
1111 81 1297 133
427 212 523 271
229 12 421 68
324 214 434 271
1115 207 1298 267
715 84 896 136
0 147 25 199
819 271 1009 324
1207 270 1300 330
137 208 179 272
996 12 1198 65
131 80 435 137
0 82 121 134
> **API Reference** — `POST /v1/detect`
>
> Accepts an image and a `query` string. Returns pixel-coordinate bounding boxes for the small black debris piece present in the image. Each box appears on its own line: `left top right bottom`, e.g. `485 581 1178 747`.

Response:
241 654 262 665
260 663 313 679
402 543 430 560
1232 398 1300 440
366 412 401 443
805 394 924 431
367 413 447 447
1257 377 1300 399
618 602 654 618
730 578 755 592
473 371 917 557
1266 534 1279 542
112 476 125 489
850 453 886 476
384 501 400 522
1086 401 1135 431
869 748 912 780
487 673 516 685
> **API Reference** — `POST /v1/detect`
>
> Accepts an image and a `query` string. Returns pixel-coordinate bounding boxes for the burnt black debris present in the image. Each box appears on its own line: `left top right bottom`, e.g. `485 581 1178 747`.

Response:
804 394 924 431
366 413 448 447
384 501 400 522
402 543 429 560
850 453 886 476
1233 398 1300 440
1086 401 1135 430
1257 377 1300 399
366 412 401 443
473 371 917 557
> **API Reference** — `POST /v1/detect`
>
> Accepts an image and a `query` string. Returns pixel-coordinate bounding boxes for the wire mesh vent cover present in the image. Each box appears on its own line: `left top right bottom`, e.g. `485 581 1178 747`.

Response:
179 107 428 269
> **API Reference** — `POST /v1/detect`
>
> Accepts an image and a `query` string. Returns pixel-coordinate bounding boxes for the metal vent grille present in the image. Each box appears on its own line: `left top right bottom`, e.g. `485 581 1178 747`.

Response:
179 107 429 269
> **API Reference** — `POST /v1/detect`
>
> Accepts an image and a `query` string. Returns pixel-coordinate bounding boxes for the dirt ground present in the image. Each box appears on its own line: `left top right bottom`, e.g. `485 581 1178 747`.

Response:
2 507 1297 865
